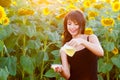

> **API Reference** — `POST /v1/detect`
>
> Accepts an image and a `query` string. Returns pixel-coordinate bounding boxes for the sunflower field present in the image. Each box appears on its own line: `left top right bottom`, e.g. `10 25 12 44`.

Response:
0 0 120 80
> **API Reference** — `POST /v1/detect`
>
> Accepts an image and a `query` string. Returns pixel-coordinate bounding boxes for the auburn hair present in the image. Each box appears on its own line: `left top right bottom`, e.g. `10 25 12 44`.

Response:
63 10 86 45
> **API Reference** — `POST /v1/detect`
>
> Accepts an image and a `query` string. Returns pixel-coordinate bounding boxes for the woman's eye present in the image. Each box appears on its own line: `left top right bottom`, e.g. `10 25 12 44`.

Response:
74 23 78 25
68 23 71 25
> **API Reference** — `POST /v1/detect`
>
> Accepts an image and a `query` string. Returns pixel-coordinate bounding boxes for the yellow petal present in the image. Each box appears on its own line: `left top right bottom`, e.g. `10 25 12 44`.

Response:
85 27 93 35
3 17 10 25
112 1 120 12
43 8 50 15
112 47 118 55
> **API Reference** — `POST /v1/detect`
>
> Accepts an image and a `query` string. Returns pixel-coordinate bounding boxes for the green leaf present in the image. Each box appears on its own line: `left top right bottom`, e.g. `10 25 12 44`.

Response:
35 52 44 66
119 74 120 78
111 54 120 68
109 30 119 41
48 31 60 42
4 26 13 37
27 40 35 49
0 40 4 52
98 74 104 80
53 58 61 64
98 58 104 73
51 50 60 58
98 59 113 73
27 39 41 49
0 56 17 76
0 26 12 40
0 67 9 80
44 69 58 78
102 41 114 51
38 33 46 41
0 28 7 40
25 25 36 38
100 63 113 73
51 50 61 63
0 57 7 68
4 35 17 52
20 55 34 74
7 56 17 76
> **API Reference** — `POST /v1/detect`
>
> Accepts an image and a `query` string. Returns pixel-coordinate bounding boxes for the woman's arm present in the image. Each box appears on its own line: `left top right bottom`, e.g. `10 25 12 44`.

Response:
52 48 70 80
59 49 70 79
67 34 104 56
82 34 104 56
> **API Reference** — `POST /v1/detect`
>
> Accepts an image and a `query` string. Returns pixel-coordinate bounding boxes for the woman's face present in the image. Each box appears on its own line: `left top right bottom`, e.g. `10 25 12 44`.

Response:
67 19 80 37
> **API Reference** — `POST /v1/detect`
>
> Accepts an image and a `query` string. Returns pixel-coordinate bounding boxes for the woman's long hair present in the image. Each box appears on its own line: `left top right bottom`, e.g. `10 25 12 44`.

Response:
63 10 86 45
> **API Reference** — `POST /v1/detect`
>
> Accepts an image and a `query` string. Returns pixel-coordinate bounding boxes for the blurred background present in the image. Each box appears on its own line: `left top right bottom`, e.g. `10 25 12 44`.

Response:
0 0 120 80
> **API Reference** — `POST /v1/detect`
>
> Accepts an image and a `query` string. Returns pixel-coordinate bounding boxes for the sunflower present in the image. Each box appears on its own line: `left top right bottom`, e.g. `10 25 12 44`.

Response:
38 0 49 5
0 6 6 23
18 8 34 16
42 7 50 15
59 7 65 13
105 0 111 3
66 0 79 3
83 1 91 8
0 0 11 7
12 1 17 6
67 4 77 10
112 1 120 12
90 0 96 3
93 3 104 10
3 17 10 25
112 47 118 55
101 18 115 27
117 14 120 20
80 7 85 12
84 27 93 35
56 12 67 19
88 11 98 19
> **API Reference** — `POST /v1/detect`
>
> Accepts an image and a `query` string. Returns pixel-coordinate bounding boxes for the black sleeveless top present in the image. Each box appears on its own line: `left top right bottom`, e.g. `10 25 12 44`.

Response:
67 37 98 80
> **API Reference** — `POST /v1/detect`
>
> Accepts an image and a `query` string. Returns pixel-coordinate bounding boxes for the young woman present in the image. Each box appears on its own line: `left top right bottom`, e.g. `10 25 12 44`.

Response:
53 10 104 80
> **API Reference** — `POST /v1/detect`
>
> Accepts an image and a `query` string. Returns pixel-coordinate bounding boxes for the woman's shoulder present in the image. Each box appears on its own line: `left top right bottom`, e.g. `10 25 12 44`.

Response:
90 34 98 37
84 34 99 42
85 34 98 38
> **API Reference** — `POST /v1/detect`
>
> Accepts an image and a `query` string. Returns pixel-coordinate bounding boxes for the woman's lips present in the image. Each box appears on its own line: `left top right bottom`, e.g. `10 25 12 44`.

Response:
69 29 77 33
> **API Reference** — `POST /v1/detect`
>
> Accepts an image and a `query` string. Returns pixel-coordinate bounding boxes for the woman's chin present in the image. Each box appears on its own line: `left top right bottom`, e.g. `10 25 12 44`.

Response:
71 33 78 37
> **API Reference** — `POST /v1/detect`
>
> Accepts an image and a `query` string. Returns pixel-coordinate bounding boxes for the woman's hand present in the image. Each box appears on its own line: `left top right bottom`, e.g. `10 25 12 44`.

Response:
67 38 85 48
51 64 63 73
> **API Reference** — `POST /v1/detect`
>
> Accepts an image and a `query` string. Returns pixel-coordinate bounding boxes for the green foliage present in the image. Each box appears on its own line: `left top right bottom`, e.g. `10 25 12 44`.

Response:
0 56 17 76
102 41 115 52
98 59 113 73
20 55 34 75
0 40 4 52
111 55 120 68
44 69 58 78
0 67 9 80
0 0 119 80
98 74 104 80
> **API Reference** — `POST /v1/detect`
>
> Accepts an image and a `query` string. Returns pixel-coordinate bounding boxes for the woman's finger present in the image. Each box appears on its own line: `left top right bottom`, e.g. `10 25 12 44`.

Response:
55 66 59 72
55 66 62 73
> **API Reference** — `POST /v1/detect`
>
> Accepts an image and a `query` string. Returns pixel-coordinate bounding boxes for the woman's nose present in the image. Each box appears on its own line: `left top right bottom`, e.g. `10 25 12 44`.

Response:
70 23 75 28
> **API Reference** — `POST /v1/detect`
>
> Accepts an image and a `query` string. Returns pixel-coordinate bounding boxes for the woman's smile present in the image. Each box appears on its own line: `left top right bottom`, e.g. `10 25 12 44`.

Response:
69 29 78 34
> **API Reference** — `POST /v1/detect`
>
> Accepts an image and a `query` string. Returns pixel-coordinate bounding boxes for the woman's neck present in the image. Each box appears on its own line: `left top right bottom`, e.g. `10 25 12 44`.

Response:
72 34 83 39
